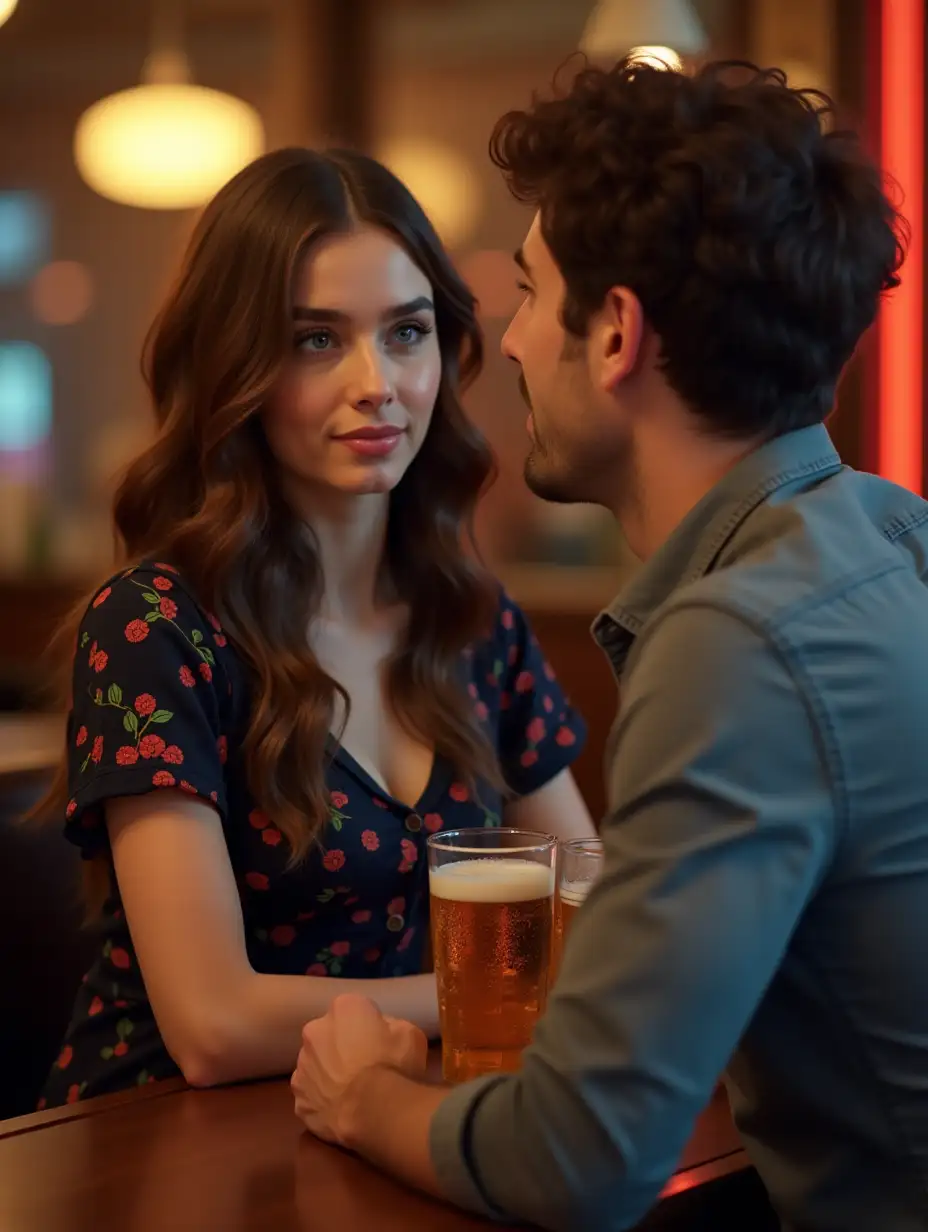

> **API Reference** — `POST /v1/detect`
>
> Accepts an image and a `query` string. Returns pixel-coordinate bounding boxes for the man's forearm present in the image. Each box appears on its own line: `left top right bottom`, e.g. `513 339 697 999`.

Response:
337 1065 450 1200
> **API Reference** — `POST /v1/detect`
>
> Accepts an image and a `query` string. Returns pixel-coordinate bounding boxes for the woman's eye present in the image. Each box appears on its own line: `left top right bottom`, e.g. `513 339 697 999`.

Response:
297 329 334 352
393 322 431 346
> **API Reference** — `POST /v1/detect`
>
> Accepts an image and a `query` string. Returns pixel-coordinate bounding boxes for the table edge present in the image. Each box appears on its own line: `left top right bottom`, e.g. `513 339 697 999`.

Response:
0 1077 188 1140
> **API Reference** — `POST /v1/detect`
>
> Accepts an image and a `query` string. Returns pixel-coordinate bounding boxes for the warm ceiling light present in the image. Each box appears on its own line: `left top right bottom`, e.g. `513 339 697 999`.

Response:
580 0 706 61
0 0 18 31
628 46 683 71
73 6 264 210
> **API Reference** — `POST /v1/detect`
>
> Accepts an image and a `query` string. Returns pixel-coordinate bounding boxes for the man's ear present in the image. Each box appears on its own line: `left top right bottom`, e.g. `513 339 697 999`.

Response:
588 286 646 394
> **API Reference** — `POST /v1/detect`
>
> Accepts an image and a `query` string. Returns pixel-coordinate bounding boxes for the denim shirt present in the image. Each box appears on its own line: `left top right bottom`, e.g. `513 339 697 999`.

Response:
430 425 928 1231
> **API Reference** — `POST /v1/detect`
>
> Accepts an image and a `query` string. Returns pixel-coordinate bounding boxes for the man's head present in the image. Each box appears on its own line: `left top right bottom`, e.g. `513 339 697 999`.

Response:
494 59 905 506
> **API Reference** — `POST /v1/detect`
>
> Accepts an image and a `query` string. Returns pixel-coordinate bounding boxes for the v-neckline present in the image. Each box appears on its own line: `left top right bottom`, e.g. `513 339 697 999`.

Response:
325 735 444 814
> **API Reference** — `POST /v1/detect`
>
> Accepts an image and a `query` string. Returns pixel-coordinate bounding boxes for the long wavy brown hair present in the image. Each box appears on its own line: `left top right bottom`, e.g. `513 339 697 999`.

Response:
36 147 501 907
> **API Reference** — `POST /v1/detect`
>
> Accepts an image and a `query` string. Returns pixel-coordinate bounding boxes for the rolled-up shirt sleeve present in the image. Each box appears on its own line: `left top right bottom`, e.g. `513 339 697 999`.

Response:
429 600 839 1230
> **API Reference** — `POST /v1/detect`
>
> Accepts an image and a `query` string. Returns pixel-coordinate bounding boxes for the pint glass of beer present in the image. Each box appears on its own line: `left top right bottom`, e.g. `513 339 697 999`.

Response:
428 828 556 1084
552 837 604 986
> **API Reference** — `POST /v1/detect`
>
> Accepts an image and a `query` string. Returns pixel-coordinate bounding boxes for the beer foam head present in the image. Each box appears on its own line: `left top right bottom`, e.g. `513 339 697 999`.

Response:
559 879 594 908
430 857 554 903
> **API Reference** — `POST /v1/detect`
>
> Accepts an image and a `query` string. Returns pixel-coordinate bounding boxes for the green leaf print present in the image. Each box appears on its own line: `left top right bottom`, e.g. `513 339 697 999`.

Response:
330 960 343 976
202 647 215 666
123 711 139 734
107 683 123 706
317 889 335 904
80 632 90 648
142 592 160 603
191 629 203 646
116 1018 134 1040
493 659 503 678
100 1046 114 1060
150 710 173 724
144 611 160 624
136 1070 150 1085
329 814 343 831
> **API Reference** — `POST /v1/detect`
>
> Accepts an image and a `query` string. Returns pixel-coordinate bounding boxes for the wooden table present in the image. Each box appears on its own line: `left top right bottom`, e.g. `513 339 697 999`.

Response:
0 1067 749 1231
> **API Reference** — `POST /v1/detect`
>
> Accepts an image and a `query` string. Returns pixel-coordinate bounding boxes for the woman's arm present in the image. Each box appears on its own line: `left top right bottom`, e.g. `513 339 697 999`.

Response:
504 767 596 841
107 790 438 1090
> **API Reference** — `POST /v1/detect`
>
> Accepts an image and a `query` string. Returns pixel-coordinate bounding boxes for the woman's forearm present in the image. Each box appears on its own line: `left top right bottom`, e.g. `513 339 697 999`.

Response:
172 971 439 1088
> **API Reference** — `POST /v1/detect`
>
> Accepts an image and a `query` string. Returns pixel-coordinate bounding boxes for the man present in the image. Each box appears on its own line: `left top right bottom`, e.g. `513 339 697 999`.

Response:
291 59 928 1230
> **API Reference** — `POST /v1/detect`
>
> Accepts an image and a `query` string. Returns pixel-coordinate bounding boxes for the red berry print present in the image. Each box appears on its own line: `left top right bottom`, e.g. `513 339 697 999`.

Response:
159 597 178 619
135 693 156 716
76 726 88 747
245 871 269 891
423 812 443 833
449 782 469 803
162 745 184 765
501 608 515 630
209 790 218 802
114 1041 129 1058
468 682 479 699
364 948 382 964
57 1044 73 1070
372 797 388 809
152 576 173 592
92 586 112 608
116 746 139 766
397 927 415 953
387 897 405 917
125 619 149 643
270 925 296 947
179 665 195 688
500 692 512 710
91 736 104 764
214 634 227 648
65 799 77 819
154 563 178 574
199 662 212 683
516 671 534 693
207 612 222 632
361 830 380 852
544 661 556 681
179 780 197 794
520 749 539 768
92 650 108 673
36 1097 47 1110
110 948 130 969
249 809 269 829
555 726 577 747
217 736 228 764
400 838 417 865
330 940 350 957
89 996 104 1016
262 828 282 847
475 701 489 721
66 1084 82 1105
305 963 328 977
508 645 519 666
526 717 546 744
139 734 165 759
323 849 346 872
152 770 176 787
351 909 372 924
543 695 554 713
330 791 349 809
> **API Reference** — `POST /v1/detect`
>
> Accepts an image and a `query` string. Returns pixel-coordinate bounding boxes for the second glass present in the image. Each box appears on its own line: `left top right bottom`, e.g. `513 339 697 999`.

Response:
551 836 604 986
428 828 556 1084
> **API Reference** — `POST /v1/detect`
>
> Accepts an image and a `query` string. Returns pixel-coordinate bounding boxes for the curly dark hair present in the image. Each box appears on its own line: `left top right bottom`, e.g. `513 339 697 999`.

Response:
490 58 906 439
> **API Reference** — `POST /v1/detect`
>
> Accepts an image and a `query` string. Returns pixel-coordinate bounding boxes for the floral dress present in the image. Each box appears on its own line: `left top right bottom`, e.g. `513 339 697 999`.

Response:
40 563 586 1106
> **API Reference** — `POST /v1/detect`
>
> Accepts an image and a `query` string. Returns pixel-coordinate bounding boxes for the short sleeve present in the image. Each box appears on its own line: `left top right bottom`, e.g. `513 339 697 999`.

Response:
63 567 231 855
491 592 586 796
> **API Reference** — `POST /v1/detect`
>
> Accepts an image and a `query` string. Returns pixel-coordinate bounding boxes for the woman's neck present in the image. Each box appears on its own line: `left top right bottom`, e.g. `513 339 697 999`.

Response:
287 480 392 625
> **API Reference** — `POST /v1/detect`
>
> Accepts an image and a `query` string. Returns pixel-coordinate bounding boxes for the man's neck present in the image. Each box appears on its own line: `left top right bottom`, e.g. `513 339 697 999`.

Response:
614 424 758 561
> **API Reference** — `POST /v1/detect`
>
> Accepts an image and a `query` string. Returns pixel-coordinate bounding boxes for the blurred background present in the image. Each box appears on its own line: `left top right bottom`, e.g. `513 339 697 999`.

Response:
0 0 923 1118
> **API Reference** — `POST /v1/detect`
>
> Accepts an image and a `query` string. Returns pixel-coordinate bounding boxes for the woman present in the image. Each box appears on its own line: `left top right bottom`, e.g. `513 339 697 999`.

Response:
39 147 593 1107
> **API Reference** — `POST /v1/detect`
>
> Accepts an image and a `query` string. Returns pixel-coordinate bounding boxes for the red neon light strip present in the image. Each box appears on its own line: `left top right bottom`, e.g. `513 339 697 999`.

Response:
878 0 924 492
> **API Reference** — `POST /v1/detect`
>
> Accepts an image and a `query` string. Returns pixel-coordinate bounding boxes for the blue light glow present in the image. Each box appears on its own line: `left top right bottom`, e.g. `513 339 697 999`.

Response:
0 342 53 450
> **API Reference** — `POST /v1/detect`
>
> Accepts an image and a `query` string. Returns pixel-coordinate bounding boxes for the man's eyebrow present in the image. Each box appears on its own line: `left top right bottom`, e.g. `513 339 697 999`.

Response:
291 296 435 323
513 247 534 279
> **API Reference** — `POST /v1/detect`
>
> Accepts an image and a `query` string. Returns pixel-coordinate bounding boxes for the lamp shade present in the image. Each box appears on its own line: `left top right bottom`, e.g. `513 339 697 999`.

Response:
0 0 18 30
74 82 265 210
580 0 707 59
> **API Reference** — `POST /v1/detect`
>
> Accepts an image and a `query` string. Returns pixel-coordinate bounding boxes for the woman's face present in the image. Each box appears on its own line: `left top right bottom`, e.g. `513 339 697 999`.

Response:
263 225 442 501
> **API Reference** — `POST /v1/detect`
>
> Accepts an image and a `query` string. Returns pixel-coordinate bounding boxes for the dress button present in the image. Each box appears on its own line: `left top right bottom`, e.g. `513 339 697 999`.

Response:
405 812 422 833
387 913 405 932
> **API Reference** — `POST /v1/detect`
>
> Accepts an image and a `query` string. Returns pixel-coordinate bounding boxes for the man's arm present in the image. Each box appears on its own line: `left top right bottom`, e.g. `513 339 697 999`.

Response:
421 602 838 1229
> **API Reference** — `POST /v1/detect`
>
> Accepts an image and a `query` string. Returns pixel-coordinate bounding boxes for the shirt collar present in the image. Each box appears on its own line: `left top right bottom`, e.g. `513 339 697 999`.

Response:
594 424 843 652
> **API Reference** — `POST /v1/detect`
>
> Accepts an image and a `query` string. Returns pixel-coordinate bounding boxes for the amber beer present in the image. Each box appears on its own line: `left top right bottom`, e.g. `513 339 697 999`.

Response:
551 837 604 986
429 834 556 1085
